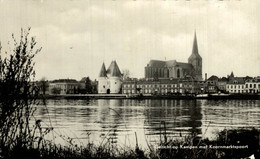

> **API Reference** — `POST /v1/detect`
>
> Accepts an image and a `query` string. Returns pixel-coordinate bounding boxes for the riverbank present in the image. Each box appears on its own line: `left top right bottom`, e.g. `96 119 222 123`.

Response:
37 94 260 100
2 128 259 159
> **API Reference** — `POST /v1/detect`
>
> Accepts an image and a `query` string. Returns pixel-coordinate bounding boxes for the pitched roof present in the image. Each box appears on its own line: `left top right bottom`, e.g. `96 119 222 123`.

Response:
208 75 219 81
165 60 177 67
51 79 78 83
219 77 228 82
99 63 107 77
107 60 122 77
148 60 167 68
159 78 179 84
175 62 193 70
148 60 192 69
188 32 202 60
227 77 245 84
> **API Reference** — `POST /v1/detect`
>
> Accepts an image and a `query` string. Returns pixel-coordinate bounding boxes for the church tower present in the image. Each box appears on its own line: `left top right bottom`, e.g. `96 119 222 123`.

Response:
188 32 202 80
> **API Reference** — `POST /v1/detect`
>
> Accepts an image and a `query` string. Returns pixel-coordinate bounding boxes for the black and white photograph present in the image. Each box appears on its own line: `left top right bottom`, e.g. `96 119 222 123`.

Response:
0 0 259 158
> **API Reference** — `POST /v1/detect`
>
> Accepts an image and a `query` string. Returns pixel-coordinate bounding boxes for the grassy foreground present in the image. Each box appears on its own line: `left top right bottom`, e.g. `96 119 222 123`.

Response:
1 128 259 159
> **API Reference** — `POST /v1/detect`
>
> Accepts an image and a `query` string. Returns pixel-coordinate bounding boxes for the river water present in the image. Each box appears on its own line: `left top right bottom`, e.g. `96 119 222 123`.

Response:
34 99 260 149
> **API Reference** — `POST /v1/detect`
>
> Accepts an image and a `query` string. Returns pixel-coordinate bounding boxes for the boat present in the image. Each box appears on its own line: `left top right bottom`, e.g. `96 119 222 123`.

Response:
196 94 209 99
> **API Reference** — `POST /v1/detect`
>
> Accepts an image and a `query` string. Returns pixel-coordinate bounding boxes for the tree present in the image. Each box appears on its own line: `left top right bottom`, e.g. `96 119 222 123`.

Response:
0 28 42 157
39 77 48 95
85 77 92 93
51 87 61 94
80 77 92 93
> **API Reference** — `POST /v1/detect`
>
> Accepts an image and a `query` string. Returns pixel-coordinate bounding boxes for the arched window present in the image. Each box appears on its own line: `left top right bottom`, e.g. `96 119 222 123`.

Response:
177 69 180 78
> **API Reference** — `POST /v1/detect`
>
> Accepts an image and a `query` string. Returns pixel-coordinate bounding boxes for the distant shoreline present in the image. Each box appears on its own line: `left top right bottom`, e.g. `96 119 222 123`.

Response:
36 94 260 100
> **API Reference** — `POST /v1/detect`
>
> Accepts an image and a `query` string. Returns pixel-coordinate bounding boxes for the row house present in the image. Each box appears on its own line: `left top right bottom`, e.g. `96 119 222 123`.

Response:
122 78 138 94
205 75 229 93
245 78 260 93
226 77 245 94
49 79 79 95
224 76 260 94
122 77 202 95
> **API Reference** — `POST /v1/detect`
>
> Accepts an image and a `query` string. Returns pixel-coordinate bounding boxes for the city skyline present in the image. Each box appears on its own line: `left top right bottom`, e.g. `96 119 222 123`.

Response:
0 0 259 81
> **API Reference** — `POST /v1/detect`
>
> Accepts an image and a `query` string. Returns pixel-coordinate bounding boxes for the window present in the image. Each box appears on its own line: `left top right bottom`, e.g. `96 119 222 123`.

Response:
254 84 256 88
177 69 180 78
250 84 252 88
246 84 248 88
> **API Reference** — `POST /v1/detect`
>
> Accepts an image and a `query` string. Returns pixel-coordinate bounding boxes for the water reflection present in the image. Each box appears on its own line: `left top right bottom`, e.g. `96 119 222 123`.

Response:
34 99 260 148
143 100 202 145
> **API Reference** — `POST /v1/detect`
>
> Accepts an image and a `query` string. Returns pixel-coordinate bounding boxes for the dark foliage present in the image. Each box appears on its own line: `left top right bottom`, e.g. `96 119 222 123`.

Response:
0 28 42 158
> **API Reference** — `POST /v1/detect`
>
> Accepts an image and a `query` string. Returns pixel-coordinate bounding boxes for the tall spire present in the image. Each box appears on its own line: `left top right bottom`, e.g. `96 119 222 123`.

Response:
99 62 107 77
192 31 199 55
189 31 201 60
230 71 234 78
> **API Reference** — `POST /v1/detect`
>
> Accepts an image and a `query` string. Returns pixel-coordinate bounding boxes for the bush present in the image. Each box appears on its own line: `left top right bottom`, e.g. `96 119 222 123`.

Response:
0 28 42 158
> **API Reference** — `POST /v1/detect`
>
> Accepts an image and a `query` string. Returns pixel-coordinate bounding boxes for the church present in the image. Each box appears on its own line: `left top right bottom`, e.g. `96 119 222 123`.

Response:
145 32 202 80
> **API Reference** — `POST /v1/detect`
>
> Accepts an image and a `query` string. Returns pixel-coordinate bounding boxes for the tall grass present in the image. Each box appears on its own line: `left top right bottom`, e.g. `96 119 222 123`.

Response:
0 28 42 159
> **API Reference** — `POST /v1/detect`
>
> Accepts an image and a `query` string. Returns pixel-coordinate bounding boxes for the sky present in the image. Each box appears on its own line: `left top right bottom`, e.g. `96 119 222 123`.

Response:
0 0 259 81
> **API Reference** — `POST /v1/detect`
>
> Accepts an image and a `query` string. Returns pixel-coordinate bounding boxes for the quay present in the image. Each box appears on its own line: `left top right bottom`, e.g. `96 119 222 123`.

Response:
39 94 260 100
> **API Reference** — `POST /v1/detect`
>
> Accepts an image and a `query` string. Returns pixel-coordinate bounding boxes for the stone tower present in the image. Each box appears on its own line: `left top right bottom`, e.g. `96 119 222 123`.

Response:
98 61 122 94
188 32 202 80
98 62 108 94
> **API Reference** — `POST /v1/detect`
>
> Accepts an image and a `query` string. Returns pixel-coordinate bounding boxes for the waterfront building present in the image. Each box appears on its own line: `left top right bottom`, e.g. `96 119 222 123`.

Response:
217 77 228 92
49 79 79 95
98 60 122 94
122 77 202 95
245 78 260 94
226 77 245 94
144 32 202 80
122 78 138 94
205 75 219 93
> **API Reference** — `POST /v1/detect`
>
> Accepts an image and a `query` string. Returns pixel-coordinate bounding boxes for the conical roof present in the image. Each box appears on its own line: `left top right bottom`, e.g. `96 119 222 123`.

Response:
107 60 122 77
189 32 202 60
99 62 107 77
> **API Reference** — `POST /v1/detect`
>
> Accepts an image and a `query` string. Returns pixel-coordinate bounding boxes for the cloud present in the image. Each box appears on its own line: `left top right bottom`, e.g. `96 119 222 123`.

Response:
0 0 259 80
